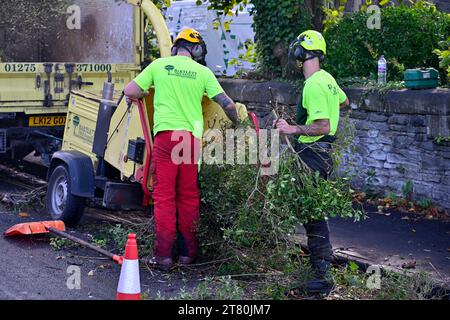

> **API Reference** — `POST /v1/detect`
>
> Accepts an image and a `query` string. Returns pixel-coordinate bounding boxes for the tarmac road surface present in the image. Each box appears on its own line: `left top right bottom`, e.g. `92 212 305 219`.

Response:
298 207 450 282
0 168 200 300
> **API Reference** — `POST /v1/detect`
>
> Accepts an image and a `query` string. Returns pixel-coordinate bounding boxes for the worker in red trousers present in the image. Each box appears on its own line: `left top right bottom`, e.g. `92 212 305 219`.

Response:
125 28 239 270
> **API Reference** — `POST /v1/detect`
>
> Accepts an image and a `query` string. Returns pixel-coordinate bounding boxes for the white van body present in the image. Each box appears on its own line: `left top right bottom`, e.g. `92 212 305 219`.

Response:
165 0 255 76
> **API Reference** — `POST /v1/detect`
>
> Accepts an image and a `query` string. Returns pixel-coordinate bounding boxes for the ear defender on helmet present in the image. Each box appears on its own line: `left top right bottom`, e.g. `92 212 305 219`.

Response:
289 36 307 61
172 41 205 63
190 43 204 60
195 40 208 65
318 53 325 62
191 37 208 63
289 30 327 65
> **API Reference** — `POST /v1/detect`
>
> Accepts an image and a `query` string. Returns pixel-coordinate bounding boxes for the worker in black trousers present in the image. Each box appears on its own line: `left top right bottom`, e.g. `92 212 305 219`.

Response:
274 30 349 294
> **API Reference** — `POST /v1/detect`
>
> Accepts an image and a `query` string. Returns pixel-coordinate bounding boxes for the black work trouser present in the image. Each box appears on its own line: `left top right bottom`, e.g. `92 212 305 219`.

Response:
295 142 334 268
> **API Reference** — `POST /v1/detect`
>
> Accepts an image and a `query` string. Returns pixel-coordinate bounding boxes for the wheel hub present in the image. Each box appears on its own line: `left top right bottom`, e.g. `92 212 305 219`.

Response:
52 176 68 217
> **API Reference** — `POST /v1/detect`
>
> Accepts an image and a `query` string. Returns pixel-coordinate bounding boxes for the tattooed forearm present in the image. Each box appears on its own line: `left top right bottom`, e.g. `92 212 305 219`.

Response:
293 119 330 136
213 92 239 125
213 92 231 107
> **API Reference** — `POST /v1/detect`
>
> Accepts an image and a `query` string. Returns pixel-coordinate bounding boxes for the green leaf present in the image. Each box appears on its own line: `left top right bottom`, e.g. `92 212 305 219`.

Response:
349 261 359 273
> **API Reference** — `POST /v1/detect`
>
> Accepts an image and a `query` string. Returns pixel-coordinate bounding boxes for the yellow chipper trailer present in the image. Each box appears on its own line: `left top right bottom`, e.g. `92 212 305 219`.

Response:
0 0 169 165
40 0 254 225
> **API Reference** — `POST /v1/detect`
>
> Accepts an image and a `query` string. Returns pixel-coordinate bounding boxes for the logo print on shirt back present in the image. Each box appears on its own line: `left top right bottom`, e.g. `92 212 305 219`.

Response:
328 84 338 95
165 65 175 74
164 65 197 79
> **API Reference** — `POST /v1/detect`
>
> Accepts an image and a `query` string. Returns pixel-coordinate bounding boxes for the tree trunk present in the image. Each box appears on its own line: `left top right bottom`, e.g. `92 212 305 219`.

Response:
303 0 326 31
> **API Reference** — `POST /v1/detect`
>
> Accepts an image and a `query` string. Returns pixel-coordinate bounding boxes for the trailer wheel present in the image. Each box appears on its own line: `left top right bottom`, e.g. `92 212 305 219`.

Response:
46 165 85 226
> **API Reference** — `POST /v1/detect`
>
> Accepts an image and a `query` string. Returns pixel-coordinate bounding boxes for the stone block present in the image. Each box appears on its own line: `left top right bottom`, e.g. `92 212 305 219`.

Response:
369 113 389 122
354 120 369 130
384 160 420 171
441 175 450 185
388 115 409 125
406 125 428 134
392 135 413 148
370 150 387 161
350 110 368 120
422 174 441 183
386 153 409 164
367 143 382 152
371 174 389 186
367 130 379 138
368 122 390 132
355 145 369 157
410 115 427 127
432 187 450 203
364 157 385 169
389 124 407 132
398 149 421 162
414 134 428 142
378 136 393 145
421 153 446 170
416 141 436 152
414 182 434 197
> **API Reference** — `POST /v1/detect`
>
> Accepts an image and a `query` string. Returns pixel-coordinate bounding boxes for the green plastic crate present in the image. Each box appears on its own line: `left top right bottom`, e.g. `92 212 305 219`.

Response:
404 68 439 89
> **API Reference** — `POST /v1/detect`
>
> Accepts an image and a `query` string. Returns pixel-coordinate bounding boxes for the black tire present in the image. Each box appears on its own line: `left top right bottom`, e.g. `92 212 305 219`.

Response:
46 164 85 226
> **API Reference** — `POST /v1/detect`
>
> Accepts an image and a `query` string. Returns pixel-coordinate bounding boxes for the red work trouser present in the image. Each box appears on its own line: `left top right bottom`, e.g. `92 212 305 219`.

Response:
151 130 200 259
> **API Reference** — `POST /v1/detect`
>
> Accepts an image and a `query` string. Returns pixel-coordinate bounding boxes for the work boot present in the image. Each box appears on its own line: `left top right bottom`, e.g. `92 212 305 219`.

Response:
145 256 174 271
306 260 334 295
303 219 334 295
286 260 334 298
176 232 198 263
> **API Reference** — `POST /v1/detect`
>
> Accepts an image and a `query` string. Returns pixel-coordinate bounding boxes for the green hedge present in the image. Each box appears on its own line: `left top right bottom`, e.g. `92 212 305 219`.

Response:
324 2 450 82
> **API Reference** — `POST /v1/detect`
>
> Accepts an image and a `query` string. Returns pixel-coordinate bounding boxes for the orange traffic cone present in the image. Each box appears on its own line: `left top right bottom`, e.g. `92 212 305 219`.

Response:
116 234 141 300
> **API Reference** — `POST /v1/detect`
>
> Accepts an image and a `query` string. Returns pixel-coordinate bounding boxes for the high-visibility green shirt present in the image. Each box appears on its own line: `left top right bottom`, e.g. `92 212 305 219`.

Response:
133 55 224 139
299 69 347 143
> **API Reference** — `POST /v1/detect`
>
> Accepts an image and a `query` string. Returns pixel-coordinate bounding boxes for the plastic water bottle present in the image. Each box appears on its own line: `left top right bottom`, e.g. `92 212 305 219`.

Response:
377 55 387 85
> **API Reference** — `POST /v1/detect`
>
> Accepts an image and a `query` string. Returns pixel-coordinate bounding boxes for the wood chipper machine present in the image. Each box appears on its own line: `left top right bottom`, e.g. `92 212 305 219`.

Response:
44 0 255 226
1 0 210 166
1 0 156 165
